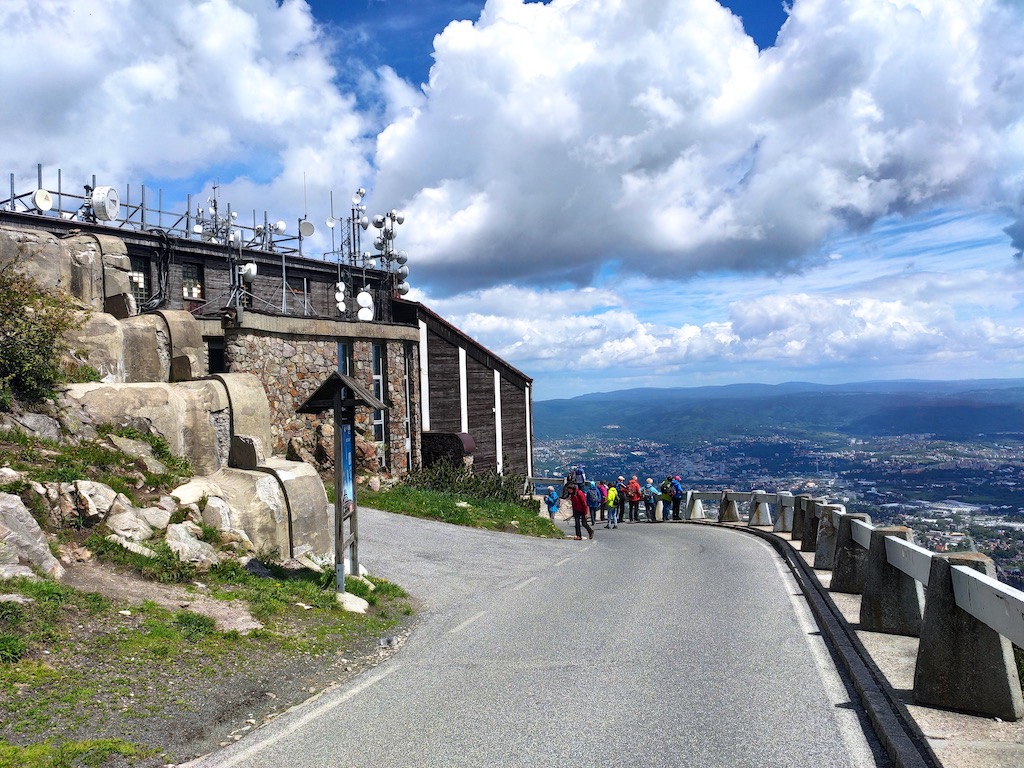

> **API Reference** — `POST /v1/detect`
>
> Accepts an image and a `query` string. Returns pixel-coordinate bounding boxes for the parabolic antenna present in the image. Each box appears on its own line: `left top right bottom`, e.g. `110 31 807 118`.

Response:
274 220 287 233
357 306 373 322
298 219 315 237
31 189 53 212
326 217 336 229
92 186 120 221
239 262 258 283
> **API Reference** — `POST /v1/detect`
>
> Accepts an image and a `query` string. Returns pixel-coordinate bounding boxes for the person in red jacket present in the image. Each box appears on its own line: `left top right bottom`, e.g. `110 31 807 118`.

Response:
569 483 594 540
626 475 643 523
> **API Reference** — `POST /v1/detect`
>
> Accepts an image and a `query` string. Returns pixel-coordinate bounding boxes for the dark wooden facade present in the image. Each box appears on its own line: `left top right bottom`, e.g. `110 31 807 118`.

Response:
409 301 533 476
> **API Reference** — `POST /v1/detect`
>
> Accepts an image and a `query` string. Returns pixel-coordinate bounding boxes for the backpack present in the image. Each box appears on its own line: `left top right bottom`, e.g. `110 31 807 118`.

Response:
586 487 599 506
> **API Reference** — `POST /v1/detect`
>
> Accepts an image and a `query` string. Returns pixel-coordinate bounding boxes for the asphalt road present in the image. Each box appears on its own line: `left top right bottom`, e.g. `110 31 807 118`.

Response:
187 511 890 768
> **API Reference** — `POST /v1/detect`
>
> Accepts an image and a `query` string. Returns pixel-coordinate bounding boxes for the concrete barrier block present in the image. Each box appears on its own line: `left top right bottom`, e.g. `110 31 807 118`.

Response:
860 526 924 636
800 499 824 552
773 492 794 533
813 504 845 569
688 495 706 520
719 492 741 522
748 490 773 526
913 553 1024 721
792 494 812 540
831 513 871 593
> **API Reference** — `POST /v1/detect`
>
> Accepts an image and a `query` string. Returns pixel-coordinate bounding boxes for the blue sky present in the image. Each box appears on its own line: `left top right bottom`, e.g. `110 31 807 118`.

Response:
2 0 1024 400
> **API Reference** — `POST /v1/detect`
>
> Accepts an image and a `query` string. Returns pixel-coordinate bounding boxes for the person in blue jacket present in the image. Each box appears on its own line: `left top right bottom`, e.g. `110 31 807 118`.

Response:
670 475 686 520
544 486 560 520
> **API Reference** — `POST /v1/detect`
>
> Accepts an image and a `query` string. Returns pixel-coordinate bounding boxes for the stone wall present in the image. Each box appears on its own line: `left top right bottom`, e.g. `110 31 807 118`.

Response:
224 330 421 476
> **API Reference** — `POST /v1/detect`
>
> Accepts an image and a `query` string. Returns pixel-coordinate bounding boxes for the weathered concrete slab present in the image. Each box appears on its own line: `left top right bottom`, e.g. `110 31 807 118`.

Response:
860 526 924 636
914 553 1024 721
831 513 871 594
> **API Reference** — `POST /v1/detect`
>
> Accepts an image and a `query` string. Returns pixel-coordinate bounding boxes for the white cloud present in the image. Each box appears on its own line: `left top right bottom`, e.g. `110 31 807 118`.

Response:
0 0 372 227
372 0 1024 295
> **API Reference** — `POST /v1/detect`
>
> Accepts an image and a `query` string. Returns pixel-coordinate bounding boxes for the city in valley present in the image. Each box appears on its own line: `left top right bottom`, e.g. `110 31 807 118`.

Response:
534 429 1024 587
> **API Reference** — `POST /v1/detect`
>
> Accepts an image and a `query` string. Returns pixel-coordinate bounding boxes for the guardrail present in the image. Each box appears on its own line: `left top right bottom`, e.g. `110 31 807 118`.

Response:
681 489 1024 722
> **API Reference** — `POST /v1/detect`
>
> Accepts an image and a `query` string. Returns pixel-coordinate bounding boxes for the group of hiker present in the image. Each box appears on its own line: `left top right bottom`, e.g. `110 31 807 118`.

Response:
543 469 687 540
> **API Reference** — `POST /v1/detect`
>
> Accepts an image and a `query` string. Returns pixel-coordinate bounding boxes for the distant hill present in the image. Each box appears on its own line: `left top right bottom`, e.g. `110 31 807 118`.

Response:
533 379 1024 443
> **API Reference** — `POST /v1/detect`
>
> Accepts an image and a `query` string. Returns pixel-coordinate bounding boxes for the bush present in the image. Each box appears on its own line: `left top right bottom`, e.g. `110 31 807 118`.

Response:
0 262 82 407
0 632 26 663
406 462 531 509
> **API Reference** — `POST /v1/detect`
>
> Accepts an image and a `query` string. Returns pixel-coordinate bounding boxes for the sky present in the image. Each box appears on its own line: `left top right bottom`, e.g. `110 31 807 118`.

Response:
2 0 1024 401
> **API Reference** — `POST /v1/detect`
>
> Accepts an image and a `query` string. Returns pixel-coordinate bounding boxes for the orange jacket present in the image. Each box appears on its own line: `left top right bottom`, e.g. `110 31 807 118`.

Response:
626 479 642 501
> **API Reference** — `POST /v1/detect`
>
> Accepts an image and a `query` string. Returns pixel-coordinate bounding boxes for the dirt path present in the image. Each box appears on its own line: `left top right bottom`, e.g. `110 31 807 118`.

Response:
62 561 263 634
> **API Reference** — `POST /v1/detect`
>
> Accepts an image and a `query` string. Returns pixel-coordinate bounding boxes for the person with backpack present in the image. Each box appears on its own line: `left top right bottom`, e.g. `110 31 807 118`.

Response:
585 481 601 526
569 482 593 540
597 480 609 522
614 476 628 524
544 485 560 521
626 476 642 522
642 478 659 522
670 475 686 520
660 476 673 521
604 482 619 529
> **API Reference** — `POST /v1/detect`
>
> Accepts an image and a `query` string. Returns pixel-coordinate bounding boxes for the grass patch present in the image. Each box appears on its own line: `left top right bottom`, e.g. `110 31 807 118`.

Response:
0 737 146 767
0 424 191 511
357 484 561 537
0 559 414 762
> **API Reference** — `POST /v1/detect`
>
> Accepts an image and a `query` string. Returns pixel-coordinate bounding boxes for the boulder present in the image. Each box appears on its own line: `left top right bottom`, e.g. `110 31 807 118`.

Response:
105 494 154 541
73 480 118 520
165 523 219 572
0 492 65 578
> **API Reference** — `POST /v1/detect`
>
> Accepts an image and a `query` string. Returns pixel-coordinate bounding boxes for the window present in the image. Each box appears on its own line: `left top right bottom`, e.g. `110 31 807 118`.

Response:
129 255 149 305
371 343 387 445
182 263 203 300
337 341 352 376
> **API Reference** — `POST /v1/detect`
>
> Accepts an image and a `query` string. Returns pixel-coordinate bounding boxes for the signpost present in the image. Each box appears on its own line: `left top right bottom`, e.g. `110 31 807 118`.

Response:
297 371 386 598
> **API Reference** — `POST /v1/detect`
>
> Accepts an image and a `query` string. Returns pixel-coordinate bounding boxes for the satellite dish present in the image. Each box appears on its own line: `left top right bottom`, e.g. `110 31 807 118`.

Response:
396 251 409 265
357 306 373 322
239 262 258 283
298 219 315 237
31 189 52 212
92 186 119 221
397 265 410 279
192 224 204 234
356 290 373 308
326 217 336 229
396 282 410 295
274 220 287 233
359 216 369 230
395 211 405 224
372 215 385 229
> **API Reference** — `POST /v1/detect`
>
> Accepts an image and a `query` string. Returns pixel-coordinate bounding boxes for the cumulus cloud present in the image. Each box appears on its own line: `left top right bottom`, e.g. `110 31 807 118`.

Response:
373 0 1024 295
0 0 372 226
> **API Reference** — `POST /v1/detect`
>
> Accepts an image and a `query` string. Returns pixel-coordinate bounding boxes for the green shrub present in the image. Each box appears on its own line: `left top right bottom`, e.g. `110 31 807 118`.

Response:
173 611 216 640
0 262 83 407
0 632 26 663
405 462 531 509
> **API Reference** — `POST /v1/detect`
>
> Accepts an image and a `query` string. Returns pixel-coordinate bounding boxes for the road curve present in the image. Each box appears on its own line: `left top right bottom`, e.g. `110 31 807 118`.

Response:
186 511 890 768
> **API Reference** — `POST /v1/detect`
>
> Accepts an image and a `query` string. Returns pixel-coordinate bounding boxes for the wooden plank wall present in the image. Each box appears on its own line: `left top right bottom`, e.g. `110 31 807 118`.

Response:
466 357 496 470
426 328 461 432
500 377 529 476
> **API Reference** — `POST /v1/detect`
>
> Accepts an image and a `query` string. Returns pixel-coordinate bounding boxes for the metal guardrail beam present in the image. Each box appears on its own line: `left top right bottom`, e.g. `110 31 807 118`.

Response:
951 565 1024 649
850 518 873 550
884 535 933 587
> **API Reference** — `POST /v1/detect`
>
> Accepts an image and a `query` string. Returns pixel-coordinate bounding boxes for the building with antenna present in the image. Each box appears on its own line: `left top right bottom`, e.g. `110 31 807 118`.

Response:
0 166 534 478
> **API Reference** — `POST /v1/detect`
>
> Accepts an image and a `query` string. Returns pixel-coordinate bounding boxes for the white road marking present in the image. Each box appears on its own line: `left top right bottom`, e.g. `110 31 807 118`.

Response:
200 664 399 767
450 610 487 634
511 576 538 591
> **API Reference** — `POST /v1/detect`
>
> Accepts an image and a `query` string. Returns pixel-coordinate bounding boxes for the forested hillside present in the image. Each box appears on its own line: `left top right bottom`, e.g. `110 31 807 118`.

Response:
533 380 1024 444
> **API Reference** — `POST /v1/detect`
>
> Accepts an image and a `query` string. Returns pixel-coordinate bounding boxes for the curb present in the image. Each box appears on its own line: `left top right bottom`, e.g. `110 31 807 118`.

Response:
694 520 938 768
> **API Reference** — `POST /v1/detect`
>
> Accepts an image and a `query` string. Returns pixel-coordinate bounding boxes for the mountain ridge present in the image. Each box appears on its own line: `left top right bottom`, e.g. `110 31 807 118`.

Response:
533 378 1024 443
